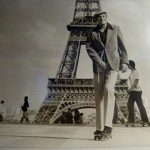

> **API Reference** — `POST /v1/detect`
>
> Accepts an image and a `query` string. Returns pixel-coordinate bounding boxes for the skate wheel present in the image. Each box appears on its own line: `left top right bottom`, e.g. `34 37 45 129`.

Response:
94 136 99 140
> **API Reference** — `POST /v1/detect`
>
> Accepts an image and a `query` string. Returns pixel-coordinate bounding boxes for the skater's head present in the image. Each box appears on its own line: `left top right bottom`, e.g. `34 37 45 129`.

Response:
129 60 136 70
94 11 107 26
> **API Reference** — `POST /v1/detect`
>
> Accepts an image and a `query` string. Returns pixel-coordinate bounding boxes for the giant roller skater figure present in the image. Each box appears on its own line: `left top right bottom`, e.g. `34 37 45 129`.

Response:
86 11 128 140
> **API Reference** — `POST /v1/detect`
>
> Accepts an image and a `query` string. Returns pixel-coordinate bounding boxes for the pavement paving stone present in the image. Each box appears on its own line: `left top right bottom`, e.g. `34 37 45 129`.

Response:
0 124 150 149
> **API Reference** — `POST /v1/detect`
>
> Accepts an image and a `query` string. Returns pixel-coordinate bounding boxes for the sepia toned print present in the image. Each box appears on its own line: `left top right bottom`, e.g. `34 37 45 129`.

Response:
0 0 150 149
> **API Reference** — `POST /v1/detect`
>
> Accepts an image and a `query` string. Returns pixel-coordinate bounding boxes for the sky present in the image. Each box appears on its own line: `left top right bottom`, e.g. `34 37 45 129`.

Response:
0 0 150 110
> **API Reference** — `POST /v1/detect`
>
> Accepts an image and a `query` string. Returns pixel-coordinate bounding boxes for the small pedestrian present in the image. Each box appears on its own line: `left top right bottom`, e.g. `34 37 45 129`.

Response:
20 96 30 123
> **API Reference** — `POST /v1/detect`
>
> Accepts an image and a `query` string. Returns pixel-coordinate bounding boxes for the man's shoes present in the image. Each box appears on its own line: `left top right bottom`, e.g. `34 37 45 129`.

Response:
141 121 150 127
126 122 135 127
102 126 112 140
94 130 103 140
94 127 113 141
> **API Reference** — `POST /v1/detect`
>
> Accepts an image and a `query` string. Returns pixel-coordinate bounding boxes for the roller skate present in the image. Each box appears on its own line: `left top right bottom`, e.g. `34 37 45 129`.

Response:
102 126 112 140
126 122 135 127
141 121 150 127
94 130 103 140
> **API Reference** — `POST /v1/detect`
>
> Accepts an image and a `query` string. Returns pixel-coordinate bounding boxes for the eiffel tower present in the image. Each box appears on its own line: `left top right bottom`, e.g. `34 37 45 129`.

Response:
35 0 129 124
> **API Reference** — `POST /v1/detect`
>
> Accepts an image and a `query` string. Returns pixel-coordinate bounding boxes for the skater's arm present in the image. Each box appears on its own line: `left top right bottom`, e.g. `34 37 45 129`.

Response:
86 32 106 69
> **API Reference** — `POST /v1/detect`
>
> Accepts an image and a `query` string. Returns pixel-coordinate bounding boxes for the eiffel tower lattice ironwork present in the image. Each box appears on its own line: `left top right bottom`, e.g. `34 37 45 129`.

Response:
35 0 129 124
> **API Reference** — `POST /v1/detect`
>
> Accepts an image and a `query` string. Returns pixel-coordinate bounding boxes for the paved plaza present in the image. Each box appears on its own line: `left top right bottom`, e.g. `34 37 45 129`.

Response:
0 124 150 150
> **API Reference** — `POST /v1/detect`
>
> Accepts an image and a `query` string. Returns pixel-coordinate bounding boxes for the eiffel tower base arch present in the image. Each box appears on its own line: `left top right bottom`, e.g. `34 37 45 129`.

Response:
35 78 129 124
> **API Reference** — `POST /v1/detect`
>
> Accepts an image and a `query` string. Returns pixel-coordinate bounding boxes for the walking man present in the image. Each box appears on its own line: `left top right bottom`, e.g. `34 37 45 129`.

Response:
127 60 149 126
86 11 128 140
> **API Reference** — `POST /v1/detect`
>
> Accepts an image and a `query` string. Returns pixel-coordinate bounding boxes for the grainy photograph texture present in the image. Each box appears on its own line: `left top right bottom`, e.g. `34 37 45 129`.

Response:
0 0 150 149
